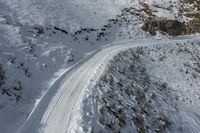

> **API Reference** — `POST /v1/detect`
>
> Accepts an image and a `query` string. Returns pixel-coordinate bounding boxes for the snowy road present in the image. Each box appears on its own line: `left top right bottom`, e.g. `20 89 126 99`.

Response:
18 37 199 133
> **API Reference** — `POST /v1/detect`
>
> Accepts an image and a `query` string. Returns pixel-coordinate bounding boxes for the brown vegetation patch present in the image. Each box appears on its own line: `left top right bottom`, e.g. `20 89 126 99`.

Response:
140 0 200 36
142 19 187 36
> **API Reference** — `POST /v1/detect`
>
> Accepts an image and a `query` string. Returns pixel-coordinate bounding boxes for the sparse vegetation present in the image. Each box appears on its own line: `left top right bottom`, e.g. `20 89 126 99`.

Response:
0 65 5 87
35 26 44 34
1 1 200 132
80 40 200 132
82 48 176 132
24 39 36 55
138 0 200 36
0 65 23 103
179 0 200 34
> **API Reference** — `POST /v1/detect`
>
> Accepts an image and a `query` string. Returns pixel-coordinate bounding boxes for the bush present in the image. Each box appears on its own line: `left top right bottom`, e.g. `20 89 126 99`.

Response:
0 64 5 86
35 26 44 34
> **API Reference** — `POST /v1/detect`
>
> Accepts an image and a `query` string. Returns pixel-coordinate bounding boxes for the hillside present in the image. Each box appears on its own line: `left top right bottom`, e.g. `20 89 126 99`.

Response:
73 39 200 132
0 0 199 133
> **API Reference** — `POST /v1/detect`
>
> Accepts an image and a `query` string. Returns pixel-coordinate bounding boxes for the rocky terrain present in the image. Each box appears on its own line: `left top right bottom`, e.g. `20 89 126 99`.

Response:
0 0 199 133
75 40 200 133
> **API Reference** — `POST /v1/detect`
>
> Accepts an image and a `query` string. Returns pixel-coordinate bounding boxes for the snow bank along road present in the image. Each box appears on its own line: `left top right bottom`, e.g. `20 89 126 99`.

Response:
18 36 200 133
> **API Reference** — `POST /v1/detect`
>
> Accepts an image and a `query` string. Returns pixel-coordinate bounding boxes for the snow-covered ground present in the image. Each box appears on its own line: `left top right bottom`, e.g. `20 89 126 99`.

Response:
0 0 135 31
72 38 200 133
0 0 146 132
0 0 200 133
17 37 200 133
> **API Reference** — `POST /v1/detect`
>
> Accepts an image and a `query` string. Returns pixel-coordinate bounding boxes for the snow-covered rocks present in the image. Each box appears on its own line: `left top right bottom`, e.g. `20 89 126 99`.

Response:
0 0 200 132
76 40 200 133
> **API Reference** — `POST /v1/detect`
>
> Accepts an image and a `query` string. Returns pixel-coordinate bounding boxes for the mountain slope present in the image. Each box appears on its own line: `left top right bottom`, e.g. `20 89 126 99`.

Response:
0 0 200 133
74 38 200 133
19 37 200 133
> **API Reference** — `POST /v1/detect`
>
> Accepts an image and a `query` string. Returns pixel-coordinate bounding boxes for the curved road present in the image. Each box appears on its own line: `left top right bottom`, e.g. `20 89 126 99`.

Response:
18 37 199 133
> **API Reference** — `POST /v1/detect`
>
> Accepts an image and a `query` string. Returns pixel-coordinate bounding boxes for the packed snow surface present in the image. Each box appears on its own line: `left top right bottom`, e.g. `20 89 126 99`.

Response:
74 38 200 133
0 0 144 132
18 37 200 133
0 0 200 132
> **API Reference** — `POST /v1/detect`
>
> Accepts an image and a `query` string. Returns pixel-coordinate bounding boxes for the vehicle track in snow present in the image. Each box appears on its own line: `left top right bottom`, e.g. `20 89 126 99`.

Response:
18 36 200 133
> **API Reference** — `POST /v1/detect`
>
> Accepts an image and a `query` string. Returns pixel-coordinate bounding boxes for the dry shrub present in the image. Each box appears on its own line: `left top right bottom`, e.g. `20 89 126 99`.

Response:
0 64 5 86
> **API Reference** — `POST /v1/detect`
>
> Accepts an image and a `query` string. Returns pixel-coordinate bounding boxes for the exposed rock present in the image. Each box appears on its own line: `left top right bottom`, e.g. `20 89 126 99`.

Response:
142 19 186 36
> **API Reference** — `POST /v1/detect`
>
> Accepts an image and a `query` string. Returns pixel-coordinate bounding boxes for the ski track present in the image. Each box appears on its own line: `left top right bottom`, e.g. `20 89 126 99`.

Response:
18 36 200 133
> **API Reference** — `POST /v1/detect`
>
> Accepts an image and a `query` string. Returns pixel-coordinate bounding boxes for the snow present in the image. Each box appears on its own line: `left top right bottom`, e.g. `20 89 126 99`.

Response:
17 37 200 133
1 0 135 31
0 0 147 132
73 38 200 133
18 39 153 133
0 0 200 132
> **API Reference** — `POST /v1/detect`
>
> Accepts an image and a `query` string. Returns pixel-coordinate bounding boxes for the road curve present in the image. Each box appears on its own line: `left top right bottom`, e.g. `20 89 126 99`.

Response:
18 37 199 133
